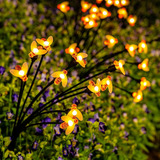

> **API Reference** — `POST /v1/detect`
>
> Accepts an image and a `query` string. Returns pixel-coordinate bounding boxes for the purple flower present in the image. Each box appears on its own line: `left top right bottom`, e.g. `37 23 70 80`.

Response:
72 97 80 105
6 112 14 120
58 157 63 160
71 137 78 148
44 90 50 98
41 73 46 82
88 118 95 123
27 108 33 115
141 127 146 134
32 141 38 150
42 117 51 129
37 85 42 91
39 103 44 107
99 122 107 133
63 146 68 157
12 94 18 102
113 147 118 154
54 124 61 136
18 155 24 160
94 113 99 121
0 66 5 75
35 127 43 135
56 112 62 121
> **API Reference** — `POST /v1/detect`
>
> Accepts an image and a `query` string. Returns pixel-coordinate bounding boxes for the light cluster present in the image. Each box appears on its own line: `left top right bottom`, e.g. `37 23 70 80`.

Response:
60 104 83 135
88 76 113 97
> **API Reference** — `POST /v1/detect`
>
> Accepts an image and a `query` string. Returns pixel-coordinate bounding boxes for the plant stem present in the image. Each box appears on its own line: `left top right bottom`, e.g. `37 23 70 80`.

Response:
19 79 55 123
18 55 44 124
13 80 23 129
25 122 61 128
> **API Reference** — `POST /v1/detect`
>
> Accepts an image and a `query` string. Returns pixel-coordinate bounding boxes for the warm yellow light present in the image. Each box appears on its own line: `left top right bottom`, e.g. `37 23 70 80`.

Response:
143 82 147 86
121 0 126 5
77 55 82 61
72 110 77 116
94 86 99 92
89 20 94 26
60 74 65 79
141 43 145 48
106 80 110 85
61 4 65 9
68 120 74 126
108 0 112 4
85 17 89 22
44 41 49 46
129 46 134 51
119 62 123 68
137 95 141 100
84 4 88 9
110 38 115 44
19 70 25 76
69 48 74 53
93 7 97 12
103 11 107 16
142 64 146 68
115 0 119 4
130 18 134 23
33 48 39 53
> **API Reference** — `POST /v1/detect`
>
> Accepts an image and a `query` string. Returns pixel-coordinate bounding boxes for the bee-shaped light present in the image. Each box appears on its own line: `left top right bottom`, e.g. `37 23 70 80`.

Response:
88 79 101 97
57 1 70 13
132 90 143 103
101 76 113 93
10 62 28 82
104 35 118 48
114 60 125 75
138 40 148 54
127 15 137 26
117 8 128 19
138 59 149 72
140 77 150 91
52 70 68 87
125 44 137 57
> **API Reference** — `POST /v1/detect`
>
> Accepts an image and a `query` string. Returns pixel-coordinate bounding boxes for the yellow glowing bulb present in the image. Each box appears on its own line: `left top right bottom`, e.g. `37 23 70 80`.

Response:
137 95 141 100
93 8 97 12
69 48 74 53
130 18 134 23
60 74 65 79
115 0 119 4
129 46 134 51
84 4 88 8
89 20 94 26
106 80 110 85
110 39 115 44
19 70 25 76
119 62 122 68
103 11 107 15
141 43 145 48
68 120 73 126
77 55 82 61
142 64 146 68
72 110 77 116
33 48 39 53
44 41 49 46
94 86 99 92
121 0 126 5
108 0 112 4
143 82 147 86
61 4 65 9
85 17 89 22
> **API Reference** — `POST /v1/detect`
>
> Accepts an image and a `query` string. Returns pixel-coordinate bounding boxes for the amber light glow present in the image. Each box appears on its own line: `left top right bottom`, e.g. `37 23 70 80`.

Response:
88 79 101 97
127 15 137 26
10 62 28 82
117 8 128 19
125 44 137 57
114 60 125 75
138 59 149 71
140 77 150 90
101 76 113 93
57 1 70 13
81 1 92 12
104 35 118 48
132 90 143 102
138 40 148 53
